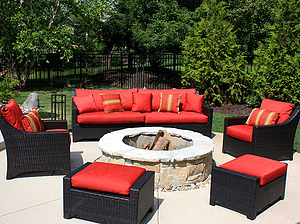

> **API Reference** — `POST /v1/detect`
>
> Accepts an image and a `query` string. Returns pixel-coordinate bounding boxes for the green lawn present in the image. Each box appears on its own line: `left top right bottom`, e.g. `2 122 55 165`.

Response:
13 88 300 153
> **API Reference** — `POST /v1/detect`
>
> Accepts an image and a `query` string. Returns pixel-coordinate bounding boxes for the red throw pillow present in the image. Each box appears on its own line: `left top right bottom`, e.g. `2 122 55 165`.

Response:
184 94 205 113
260 99 295 123
21 108 44 132
158 93 181 113
245 108 279 126
1 99 24 130
132 92 152 112
100 93 124 113
71 162 146 195
72 95 98 114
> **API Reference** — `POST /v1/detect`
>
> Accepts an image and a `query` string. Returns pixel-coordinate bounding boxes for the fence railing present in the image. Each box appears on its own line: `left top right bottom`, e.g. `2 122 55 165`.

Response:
25 52 183 89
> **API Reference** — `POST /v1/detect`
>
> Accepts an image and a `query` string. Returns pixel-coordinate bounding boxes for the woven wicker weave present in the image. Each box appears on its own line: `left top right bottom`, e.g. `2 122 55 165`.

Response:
63 162 154 224
72 90 213 142
0 106 71 179
222 107 300 161
210 166 286 220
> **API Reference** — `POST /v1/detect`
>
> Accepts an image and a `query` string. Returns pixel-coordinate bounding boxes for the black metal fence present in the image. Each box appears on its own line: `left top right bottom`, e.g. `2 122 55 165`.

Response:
27 52 183 89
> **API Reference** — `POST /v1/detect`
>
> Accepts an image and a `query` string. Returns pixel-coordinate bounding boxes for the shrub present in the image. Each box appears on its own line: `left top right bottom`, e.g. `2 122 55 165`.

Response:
0 78 19 103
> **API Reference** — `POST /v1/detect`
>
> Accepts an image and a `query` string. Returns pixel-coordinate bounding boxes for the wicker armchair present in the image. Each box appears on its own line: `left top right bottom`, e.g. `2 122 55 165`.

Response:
222 107 300 161
0 106 71 179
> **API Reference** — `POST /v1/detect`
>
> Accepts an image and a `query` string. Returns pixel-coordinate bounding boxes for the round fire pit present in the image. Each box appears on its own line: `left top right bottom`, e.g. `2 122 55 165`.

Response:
98 127 214 188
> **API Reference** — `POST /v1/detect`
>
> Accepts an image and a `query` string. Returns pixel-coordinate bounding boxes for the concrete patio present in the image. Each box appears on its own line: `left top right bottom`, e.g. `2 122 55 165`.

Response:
0 132 299 224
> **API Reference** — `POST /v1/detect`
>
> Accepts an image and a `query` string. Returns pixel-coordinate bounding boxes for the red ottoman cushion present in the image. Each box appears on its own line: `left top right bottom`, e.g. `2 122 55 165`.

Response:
71 162 146 195
220 154 287 185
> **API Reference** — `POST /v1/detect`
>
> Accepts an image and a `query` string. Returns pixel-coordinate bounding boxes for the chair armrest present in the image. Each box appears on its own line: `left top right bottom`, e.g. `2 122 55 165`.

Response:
43 120 67 130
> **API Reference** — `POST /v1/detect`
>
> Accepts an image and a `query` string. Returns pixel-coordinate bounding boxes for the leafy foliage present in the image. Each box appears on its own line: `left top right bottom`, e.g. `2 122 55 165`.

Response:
182 0 248 106
0 78 19 103
251 0 300 106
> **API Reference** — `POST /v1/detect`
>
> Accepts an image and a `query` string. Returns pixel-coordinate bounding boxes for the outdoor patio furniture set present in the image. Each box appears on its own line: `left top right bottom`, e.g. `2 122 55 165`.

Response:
1 89 299 223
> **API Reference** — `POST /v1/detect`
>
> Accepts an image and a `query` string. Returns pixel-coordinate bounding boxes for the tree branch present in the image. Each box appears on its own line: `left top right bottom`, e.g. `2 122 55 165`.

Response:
48 1 60 29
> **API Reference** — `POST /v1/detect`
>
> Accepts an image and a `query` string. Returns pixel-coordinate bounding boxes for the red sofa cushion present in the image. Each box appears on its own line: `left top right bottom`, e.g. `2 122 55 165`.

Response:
75 88 138 111
77 111 145 124
144 111 208 124
138 89 196 111
21 108 44 132
184 94 205 113
260 99 295 123
132 92 152 112
1 99 24 130
71 162 146 195
101 93 124 113
220 154 287 185
158 93 181 113
72 95 98 114
245 108 279 126
226 125 253 142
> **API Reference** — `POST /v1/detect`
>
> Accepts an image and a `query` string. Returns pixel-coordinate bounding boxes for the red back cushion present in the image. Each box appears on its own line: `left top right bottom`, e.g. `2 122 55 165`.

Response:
138 89 196 111
158 93 181 113
245 108 279 126
260 99 295 123
71 162 146 195
75 88 138 111
220 154 287 185
72 95 98 114
1 99 24 130
100 93 124 113
132 92 152 112
184 94 205 113
21 108 44 132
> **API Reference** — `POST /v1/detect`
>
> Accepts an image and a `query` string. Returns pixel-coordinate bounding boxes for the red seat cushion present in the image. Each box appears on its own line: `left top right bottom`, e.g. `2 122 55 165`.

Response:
144 111 208 124
71 162 146 195
1 99 24 130
226 125 253 142
260 99 295 123
138 89 196 111
220 154 287 185
77 111 145 124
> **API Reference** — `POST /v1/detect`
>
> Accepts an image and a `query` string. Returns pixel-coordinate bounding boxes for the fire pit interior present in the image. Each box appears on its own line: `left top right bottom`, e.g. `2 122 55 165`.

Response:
98 127 214 188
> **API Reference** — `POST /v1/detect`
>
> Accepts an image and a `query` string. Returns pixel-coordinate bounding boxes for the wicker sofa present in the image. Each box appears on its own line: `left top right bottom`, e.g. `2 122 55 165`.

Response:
72 88 213 142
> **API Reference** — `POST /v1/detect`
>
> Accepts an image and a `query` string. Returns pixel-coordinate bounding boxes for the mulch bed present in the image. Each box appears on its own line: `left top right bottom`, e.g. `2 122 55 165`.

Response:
212 104 253 116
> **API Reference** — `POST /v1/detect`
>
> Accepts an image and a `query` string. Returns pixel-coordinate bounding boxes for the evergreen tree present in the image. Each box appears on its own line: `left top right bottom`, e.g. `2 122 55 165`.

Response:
252 0 300 106
182 0 248 106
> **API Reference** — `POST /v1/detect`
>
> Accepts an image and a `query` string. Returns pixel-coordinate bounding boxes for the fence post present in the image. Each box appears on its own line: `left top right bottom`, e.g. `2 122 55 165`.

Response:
121 53 123 88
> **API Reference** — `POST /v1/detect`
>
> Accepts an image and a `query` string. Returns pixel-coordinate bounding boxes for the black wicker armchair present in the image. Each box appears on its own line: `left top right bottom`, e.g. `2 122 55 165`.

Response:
0 106 71 179
222 107 300 161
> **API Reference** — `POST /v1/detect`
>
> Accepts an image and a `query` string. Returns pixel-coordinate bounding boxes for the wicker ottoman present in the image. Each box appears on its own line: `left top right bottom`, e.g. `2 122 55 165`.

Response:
210 154 287 220
63 162 154 224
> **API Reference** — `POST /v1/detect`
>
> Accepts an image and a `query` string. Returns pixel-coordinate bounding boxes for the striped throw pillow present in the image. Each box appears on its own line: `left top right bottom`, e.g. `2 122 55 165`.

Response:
245 108 279 126
21 109 44 132
100 93 124 113
158 93 181 113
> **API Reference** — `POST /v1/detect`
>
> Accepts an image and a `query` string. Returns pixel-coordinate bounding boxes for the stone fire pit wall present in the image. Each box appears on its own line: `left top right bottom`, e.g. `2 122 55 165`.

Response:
98 127 214 188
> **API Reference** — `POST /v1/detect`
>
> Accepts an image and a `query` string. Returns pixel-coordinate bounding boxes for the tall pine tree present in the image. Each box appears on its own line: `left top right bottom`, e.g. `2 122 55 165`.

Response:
252 0 300 105
182 0 248 106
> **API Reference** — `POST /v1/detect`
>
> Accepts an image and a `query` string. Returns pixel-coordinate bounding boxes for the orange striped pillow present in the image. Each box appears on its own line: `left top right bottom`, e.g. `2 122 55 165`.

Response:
100 93 124 113
245 108 279 126
158 93 181 113
21 109 44 132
